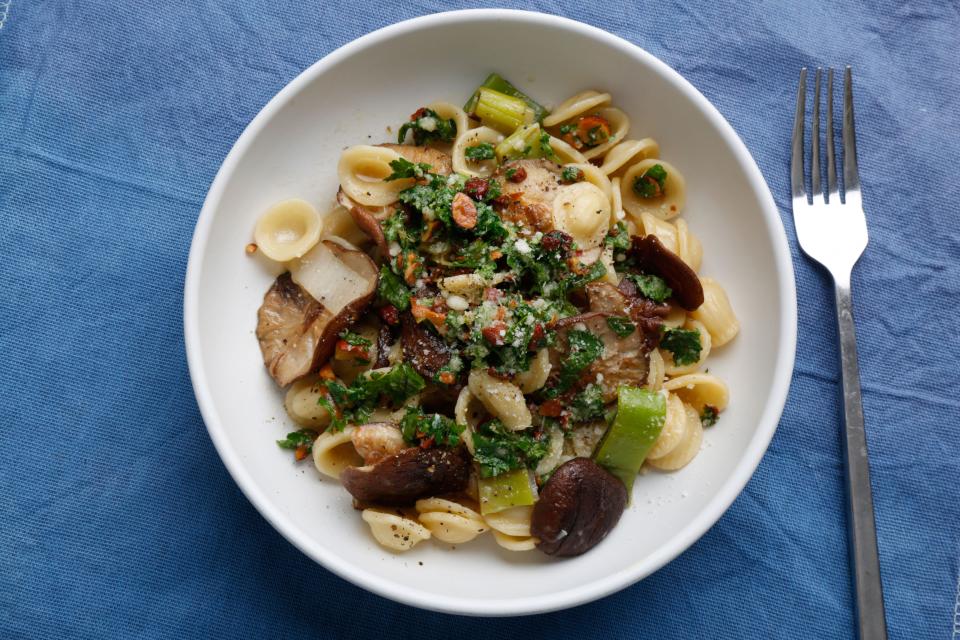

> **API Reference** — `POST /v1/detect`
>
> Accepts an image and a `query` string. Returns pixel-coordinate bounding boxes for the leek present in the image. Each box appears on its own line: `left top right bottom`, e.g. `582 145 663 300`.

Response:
478 468 537 515
464 72 549 123
473 87 534 133
593 386 666 493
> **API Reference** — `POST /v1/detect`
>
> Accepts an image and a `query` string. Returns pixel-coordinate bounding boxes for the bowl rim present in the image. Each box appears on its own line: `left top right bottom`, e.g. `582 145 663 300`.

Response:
184 8 797 616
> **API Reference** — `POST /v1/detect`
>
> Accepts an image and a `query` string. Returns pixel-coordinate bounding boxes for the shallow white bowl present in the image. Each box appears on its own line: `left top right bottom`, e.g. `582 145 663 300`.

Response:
184 9 796 616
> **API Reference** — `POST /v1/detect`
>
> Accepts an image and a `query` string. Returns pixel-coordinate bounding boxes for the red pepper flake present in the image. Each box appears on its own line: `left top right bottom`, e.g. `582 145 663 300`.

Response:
507 166 527 183
335 339 370 362
528 323 545 351
318 363 336 380
294 445 309 461
437 371 455 385
482 321 508 346
463 177 490 201
539 399 563 417
379 304 400 326
451 192 478 230
410 107 429 120
245 243 258 255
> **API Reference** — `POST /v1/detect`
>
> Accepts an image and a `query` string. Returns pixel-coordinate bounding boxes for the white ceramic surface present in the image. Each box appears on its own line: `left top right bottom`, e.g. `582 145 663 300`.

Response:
184 9 796 616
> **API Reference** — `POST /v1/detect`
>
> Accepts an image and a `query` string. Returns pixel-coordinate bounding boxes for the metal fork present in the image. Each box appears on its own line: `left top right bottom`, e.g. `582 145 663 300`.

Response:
791 67 887 639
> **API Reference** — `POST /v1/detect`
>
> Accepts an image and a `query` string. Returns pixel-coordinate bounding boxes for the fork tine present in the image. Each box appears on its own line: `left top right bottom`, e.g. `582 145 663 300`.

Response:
791 68 807 200
826 69 838 201
842 66 860 200
811 68 822 200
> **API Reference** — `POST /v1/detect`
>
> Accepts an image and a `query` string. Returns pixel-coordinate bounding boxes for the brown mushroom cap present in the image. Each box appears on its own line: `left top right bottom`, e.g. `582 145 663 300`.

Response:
340 446 471 506
337 188 390 259
256 240 377 386
531 457 628 557
629 234 704 311
400 313 451 380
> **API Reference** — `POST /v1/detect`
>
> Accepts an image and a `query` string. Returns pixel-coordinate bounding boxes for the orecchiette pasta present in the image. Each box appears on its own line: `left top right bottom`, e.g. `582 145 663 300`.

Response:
321 204 371 248
312 427 362 479
451 125 504 178
467 369 532 430
254 198 323 262
675 218 703 272
660 304 687 329
565 162 613 202
284 377 332 428
635 210 679 254
338 145 413 206
534 424 565 476
427 101 469 143
545 135 588 164
663 373 730 413
621 158 686 220
690 277 739 347
662 318 712 376
646 392 687 460
580 107 629 160
483 505 533 537
492 530 539 551
361 508 431 552
647 404 703 471
415 498 488 544
514 348 552 393
543 90 611 127
647 349 666 391
599 138 660 175
552 182 612 250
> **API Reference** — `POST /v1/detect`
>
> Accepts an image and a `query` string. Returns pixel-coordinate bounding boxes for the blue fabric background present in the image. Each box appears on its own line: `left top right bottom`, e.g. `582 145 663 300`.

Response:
2 1 958 638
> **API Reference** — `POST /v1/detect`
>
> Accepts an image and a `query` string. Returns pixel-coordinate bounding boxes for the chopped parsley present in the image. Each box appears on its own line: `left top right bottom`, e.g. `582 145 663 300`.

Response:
397 108 457 146
660 327 702 365
377 265 411 310
322 363 426 431
471 419 550 478
396 173 507 241
339 330 372 348
464 142 496 161
400 407 464 447
632 164 668 198
604 221 631 251
558 123 577 135
569 383 606 422
557 260 607 300
276 429 318 451
605 316 636 338
384 157 431 181
627 273 672 303
555 329 604 393
560 166 584 184
701 405 719 428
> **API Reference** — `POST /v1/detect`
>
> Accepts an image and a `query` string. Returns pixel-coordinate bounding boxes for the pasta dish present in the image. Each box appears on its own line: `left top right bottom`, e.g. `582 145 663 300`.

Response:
250 74 739 556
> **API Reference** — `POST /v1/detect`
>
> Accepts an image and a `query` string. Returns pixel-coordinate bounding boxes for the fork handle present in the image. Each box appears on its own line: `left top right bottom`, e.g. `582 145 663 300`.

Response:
834 278 888 639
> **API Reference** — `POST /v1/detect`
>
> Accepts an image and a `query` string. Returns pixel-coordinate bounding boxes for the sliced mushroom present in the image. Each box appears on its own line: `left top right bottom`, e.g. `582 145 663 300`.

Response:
588 281 667 349
379 143 453 175
256 240 377 386
401 313 451 380
493 158 564 233
531 457 627 557
350 422 406 465
340 446 471 506
629 234 704 311
336 189 390 259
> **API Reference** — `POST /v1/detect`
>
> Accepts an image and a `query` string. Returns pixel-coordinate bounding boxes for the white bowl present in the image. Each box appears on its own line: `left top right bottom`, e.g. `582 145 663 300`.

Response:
184 9 796 616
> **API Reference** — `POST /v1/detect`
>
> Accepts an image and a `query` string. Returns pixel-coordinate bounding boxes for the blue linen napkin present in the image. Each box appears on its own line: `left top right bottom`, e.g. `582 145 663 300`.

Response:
1 1 958 638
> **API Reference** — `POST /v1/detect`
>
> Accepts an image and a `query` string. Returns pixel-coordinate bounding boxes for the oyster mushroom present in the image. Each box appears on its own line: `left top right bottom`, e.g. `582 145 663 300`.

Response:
493 158 564 232
350 422 406 465
629 234 704 311
400 312 451 380
340 446 471 506
256 240 377 386
531 457 627 557
337 189 390 259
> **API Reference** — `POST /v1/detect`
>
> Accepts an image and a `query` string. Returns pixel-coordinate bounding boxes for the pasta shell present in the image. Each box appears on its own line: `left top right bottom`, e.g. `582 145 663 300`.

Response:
253 198 323 262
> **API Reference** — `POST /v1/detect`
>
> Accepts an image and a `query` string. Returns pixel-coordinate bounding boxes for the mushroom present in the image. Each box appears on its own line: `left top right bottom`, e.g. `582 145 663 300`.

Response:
379 143 453 175
337 189 390 259
493 158 564 233
340 446 471 506
629 234 704 311
400 313 451 380
256 240 377 386
531 457 627 557
587 281 667 349
350 422 406 465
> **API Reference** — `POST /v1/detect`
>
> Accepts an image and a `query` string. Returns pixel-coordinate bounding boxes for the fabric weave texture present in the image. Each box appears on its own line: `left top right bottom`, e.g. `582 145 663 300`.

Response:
1 1 958 638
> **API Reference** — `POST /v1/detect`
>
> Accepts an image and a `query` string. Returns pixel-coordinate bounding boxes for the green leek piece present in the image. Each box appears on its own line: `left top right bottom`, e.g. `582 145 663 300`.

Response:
473 88 535 133
464 72 550 123
495 123 548 162
478 468 537 515
593 386 666 494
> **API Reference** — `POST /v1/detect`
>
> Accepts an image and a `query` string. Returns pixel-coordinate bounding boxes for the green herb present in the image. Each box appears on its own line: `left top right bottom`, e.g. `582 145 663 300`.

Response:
538 130 557 160
474 200 508 240
465 143 496 161
397 108 457 146
471 419 550 478
558 260 607 299
339 330 372 347
324 363 426 431
701 405 719 428
632 164 668 198
384 157 432 181
276 429 318 450
604 221 631 251
560 166 584 184
400 406 464 447
569 383 606 422
556 329 604 392
377 266 411 310
559 123 577 135
504 167 518 180
627 273 672 303
605 316 636 338
661 327 702 365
